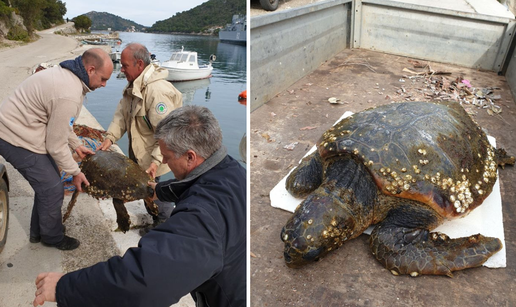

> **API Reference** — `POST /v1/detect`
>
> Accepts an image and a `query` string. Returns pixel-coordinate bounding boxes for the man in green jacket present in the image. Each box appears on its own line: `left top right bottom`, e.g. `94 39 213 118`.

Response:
99 43 183 232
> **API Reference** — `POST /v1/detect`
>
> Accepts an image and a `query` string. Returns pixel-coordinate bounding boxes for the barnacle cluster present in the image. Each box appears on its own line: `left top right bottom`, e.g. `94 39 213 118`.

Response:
376 144 497 214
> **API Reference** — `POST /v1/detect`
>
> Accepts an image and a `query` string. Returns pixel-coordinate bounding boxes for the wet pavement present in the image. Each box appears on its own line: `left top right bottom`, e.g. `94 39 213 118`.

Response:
250 48 516 306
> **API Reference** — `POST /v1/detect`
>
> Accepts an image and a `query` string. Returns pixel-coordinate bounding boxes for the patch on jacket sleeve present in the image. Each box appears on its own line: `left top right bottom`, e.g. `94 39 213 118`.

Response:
69 116 75 126
155 102 168 115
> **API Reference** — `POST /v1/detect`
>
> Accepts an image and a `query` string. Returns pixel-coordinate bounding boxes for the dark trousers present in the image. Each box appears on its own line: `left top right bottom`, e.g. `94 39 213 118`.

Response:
0 138 65 244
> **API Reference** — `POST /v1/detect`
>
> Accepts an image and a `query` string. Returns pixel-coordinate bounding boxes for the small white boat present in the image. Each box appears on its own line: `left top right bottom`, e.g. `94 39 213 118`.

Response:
109 51 121 63
160 47 216 82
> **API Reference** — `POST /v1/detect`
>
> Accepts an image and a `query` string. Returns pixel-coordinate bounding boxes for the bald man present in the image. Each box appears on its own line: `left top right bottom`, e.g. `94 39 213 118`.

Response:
0 48 113 251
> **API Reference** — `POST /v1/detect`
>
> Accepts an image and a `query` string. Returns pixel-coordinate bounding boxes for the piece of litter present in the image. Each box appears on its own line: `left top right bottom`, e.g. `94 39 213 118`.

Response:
283 142 298 151
261 133 272 142
461 79 472 88
300 126 317 131
328 97 342 104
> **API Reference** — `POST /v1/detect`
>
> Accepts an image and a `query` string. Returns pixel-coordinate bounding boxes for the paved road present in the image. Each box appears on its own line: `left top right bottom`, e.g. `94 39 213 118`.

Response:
0 23 79 102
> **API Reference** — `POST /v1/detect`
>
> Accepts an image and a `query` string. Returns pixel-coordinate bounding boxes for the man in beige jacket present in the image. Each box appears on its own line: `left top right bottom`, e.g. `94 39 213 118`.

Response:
100 43 183 233
0 48 113 250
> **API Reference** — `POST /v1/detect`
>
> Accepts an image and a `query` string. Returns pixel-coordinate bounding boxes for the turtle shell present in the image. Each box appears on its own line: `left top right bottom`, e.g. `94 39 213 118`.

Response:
317 101 497 218
80 150 154 202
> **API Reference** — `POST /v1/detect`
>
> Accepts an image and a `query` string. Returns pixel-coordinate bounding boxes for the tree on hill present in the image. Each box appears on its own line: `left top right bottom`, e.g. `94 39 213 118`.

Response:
73 14 91 33
40 0 66 28
2 0 66 36
148 0 245 34
12 0 45 35
83 11 145 31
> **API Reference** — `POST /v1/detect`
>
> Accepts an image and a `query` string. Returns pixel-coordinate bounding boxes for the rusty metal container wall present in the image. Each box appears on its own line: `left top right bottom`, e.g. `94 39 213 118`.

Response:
250 0 351 111
357 0 515 71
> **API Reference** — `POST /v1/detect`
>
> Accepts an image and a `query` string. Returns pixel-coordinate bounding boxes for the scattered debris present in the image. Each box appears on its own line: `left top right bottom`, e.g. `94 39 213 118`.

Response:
262 133 273 142
283 142 299 151
328 97 343 104
337 58 377 72
300 126 317 131
395 61 504 116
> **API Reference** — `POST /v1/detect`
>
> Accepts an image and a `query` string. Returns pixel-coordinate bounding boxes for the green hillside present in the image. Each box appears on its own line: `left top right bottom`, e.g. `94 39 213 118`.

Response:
83 11 146 31
148 0 245 34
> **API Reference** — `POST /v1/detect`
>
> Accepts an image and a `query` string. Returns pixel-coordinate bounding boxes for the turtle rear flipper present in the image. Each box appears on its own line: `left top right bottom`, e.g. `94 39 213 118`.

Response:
63 189 80 222
113 198 130 233
144 198 159 217
369 204 502 277
495 148 515 169
285 151 324 198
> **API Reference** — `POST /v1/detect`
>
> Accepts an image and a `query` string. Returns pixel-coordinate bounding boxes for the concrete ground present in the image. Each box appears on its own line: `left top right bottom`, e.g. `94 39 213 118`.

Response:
0 24 193 306
250 48 516 306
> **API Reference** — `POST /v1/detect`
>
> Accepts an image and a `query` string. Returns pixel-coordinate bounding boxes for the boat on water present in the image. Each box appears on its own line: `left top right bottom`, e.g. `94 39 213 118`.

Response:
219 15 246 45
109 46 121 63
81 39 108 45
82 38 122 46
160 47 216 82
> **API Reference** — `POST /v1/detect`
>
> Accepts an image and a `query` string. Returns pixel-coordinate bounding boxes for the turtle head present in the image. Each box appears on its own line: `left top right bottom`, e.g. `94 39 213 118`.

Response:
281 191 357 268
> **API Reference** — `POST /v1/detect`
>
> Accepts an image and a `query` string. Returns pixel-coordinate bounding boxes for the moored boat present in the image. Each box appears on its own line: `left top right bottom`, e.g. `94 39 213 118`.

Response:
109 50 121 63
219 15 246 45
160 47 216 82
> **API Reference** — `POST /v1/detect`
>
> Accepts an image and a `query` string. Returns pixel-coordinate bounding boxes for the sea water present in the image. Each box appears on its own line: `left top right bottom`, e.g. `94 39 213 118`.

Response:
84 32 247 180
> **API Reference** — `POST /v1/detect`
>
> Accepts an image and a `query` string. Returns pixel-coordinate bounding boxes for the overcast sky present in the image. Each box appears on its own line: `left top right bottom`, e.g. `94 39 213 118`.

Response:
63 0 210 27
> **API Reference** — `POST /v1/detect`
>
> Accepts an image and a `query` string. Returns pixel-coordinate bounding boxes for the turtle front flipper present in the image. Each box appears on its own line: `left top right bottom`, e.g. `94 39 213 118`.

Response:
112 198 130 233
285 151 324 198
369 204 502 277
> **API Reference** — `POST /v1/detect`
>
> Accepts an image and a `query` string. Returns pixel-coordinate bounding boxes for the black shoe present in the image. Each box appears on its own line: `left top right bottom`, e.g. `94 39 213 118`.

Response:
30 225 66 244
42 235 80 250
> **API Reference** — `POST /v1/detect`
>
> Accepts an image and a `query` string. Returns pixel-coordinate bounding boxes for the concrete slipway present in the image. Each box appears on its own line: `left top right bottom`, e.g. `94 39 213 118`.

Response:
250 0 516 306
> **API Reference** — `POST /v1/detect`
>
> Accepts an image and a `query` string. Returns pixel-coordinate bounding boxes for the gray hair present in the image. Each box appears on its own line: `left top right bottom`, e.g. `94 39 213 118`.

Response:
155 105 223 159
124 43 151 66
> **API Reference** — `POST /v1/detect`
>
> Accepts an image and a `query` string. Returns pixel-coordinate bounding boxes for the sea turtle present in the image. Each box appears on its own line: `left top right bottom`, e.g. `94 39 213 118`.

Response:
64 150 158 232
281 100 515 277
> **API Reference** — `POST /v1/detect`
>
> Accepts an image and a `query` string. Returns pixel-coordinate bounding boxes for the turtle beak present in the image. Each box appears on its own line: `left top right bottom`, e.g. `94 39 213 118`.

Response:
281 191 357 268
281 225 324 268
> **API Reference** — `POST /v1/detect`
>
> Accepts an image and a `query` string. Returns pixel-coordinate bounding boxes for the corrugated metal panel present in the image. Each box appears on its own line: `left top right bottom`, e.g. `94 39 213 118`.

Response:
251 0 516 108
359 0 515 70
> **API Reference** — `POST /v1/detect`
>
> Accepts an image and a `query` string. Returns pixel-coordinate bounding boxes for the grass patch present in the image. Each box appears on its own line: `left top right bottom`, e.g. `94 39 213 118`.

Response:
7 25 30 42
